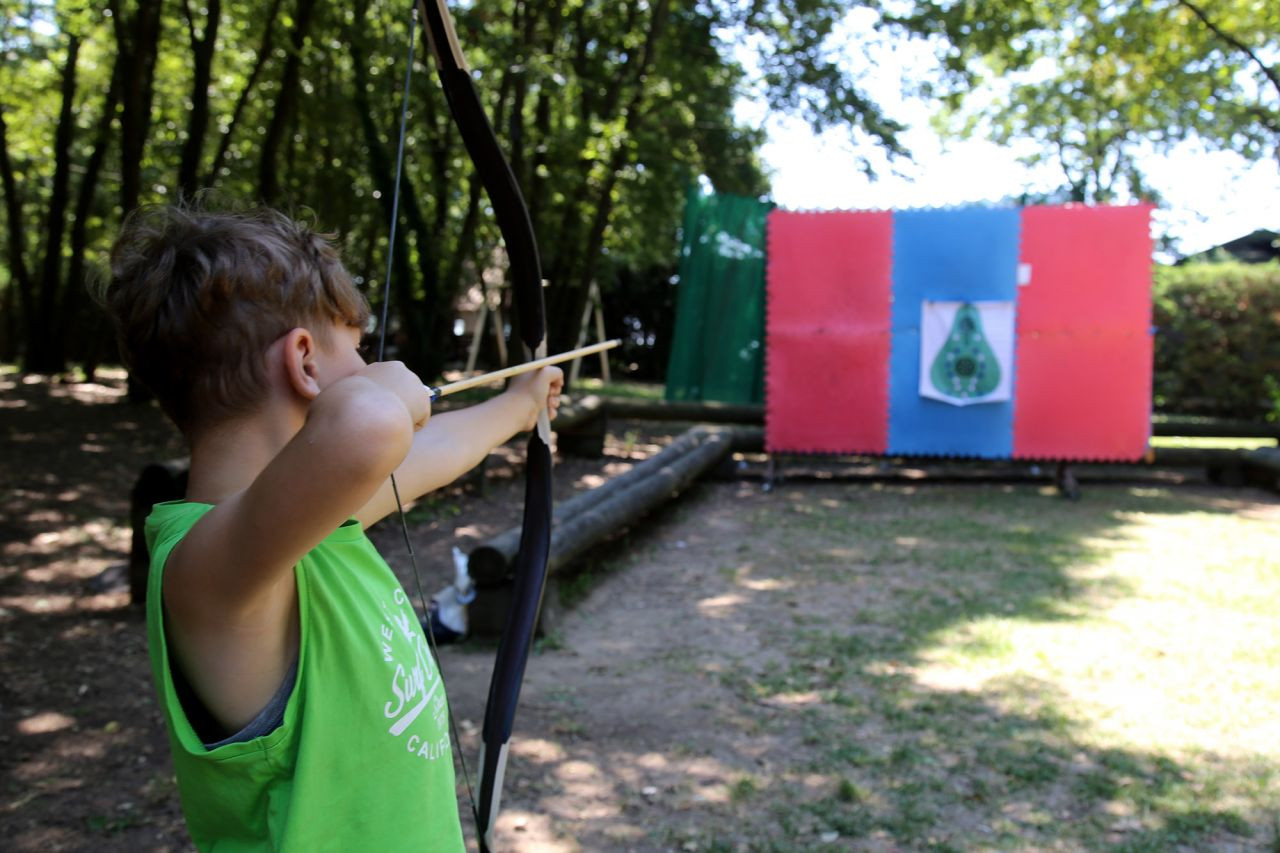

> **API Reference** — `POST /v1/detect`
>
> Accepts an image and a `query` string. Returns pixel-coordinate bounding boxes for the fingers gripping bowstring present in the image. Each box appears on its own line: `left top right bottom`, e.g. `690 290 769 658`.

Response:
378 0 478 821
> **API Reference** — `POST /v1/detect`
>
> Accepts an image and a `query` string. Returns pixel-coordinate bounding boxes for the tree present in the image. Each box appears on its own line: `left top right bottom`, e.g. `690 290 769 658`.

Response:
176 0 222 197
0 3 118 372
111 0 163 218
0 0 910 381
257 0 320 204
893 0 1280 203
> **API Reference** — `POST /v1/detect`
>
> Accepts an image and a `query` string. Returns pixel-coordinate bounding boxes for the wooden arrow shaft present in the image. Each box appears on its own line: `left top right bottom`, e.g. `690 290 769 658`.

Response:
428 338 621 399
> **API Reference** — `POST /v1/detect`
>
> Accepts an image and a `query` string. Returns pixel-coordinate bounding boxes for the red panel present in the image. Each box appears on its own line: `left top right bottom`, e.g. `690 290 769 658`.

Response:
1013 330 1152 460
1019 204 1153 332
1014 204 1153 460
766 210 893 453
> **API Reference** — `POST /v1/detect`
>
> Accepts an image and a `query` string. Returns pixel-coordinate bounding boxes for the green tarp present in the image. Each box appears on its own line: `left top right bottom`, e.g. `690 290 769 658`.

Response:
665 187 773 404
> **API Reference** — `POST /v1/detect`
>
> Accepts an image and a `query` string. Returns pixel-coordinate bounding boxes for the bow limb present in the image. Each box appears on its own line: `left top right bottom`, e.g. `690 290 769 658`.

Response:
417 2 552 849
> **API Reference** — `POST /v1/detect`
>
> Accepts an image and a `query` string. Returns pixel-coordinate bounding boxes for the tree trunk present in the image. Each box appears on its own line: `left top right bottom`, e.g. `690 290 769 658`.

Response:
204 0 283 186
553 0 670 351
527 74 554 239
440 178 485 329
112 0 164 217
437 40 518 356
26 35 81 373
68 59 125 377
0 279 17 362
546 0 639 323
505 0 537 191
346 1 442 376
177 0 222 198
0 107 35 361
259 0 319 204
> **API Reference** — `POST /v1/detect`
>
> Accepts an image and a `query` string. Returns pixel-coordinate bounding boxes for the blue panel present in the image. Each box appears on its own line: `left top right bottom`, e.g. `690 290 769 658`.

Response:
887 207 1020 458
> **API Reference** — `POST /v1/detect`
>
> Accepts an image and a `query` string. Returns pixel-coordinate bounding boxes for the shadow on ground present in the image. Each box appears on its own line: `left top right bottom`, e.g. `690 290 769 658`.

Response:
436 477 1280 851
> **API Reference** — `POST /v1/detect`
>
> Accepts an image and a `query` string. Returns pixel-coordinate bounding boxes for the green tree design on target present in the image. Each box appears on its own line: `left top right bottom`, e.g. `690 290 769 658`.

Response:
930 303 1001 399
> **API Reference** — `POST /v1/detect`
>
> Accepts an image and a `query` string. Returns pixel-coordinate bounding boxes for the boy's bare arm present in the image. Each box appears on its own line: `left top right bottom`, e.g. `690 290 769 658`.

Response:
173 366 427 604
161 364 427 729
355 366 563 527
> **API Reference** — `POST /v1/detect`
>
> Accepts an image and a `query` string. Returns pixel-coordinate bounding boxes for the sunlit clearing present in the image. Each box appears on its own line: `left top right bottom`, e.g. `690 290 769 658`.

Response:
18 712 76 735
739 576 789 591
697 592 747 615
914 509 1280 759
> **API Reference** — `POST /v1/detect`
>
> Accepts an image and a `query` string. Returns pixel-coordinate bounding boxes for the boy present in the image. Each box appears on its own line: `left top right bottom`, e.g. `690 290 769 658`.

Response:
103 205 562 850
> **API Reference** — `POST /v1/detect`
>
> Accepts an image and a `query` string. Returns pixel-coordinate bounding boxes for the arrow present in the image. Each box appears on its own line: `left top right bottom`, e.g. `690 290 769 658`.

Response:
426 339 620 400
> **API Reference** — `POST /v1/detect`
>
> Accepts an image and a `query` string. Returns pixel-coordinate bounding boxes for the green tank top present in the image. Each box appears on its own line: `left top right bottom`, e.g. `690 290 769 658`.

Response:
145 501 465 851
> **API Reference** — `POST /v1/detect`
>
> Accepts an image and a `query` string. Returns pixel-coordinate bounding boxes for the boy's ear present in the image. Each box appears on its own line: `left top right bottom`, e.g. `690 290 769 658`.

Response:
281 327 321 400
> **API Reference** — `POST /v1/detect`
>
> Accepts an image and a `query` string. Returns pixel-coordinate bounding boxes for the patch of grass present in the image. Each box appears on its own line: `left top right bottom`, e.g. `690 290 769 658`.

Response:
713 483 1280 850
1075 768 1121 799
619 429 641 456
557 571 596 610
728 774 758 803
86 811 146 834
981 741 1065 785
836 777 866 803
558 546 636 608
658 827 738 853
534 630 565 652
948 618 1015 661
876 794 937 843
700 839 737 853
794 795 876 839
549 716 586 738
888 742 925 770
1118 808 1255 850
823 738 872 770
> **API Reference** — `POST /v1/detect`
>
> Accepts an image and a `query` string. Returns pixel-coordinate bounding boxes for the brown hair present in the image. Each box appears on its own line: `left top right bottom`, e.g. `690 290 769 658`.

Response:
103 204 370 436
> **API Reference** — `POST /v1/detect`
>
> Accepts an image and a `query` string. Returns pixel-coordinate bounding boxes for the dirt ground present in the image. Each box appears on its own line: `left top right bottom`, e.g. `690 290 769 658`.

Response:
4 370 1277 852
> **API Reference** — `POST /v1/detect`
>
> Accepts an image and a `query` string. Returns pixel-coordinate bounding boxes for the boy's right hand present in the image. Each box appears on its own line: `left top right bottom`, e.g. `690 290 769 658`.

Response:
356 361 432 431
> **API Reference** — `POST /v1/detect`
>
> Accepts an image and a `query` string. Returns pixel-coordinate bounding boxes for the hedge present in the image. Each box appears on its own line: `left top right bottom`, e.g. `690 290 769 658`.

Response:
1152 261 1280 421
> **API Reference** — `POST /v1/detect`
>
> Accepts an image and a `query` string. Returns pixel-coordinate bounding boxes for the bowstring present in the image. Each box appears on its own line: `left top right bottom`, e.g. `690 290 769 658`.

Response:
379 0 477 820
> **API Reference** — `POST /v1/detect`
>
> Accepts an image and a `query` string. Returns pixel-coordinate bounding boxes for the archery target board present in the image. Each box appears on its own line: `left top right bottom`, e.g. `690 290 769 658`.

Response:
764 203 1153 460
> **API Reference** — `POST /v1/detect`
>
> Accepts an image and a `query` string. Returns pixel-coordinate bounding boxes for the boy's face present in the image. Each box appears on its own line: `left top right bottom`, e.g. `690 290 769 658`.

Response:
313 321 368 391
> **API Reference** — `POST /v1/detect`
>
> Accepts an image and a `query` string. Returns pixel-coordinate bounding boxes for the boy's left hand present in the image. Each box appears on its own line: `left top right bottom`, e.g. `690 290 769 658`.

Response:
507 366 563 431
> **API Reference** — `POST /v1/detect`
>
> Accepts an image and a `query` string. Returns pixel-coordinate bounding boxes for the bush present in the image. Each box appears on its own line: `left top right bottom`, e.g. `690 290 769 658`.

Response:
1153 261 1280 421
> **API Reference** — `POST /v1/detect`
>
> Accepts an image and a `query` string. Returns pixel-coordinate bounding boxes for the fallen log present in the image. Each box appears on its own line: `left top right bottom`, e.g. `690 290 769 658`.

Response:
1244 448 1280 492
1152 416 1280 439
580 402 1280 441
466 575 563 638
604 398 764 424
468 425 756 585
1146 447 1249 468
552 394 606 431
552 395 607 456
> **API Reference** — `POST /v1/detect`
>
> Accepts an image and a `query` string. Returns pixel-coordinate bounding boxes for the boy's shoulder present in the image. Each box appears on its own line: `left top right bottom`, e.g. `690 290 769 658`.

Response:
144 500 214 563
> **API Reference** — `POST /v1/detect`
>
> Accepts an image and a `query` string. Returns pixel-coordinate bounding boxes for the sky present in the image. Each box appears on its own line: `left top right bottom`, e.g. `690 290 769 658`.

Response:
735 11 1280 259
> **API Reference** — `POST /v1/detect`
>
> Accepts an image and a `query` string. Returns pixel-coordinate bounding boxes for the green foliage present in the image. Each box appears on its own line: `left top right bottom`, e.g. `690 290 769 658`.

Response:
891 0 1280 205
1152 261 1280 420
0 0 909 378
